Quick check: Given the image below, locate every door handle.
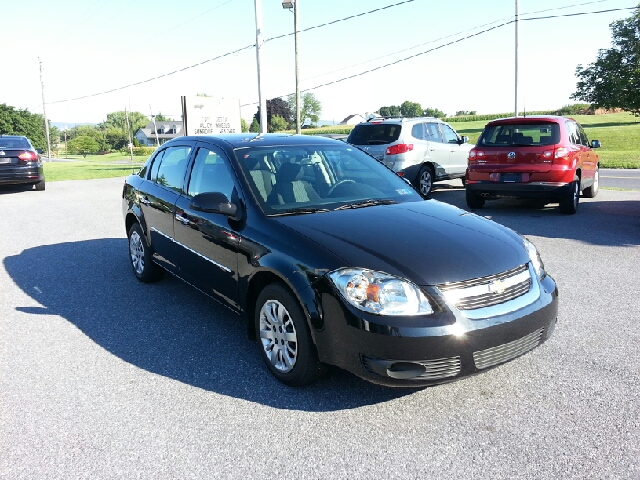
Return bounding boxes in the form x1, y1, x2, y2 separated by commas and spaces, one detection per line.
139, 196, 150, 205
175, 213, 191, 225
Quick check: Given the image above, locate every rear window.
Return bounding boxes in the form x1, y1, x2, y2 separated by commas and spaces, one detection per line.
0, 137, 31, 149
479, 123, 560, 146
347, 124, 402, 145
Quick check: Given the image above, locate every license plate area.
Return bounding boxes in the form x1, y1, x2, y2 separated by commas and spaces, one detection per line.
0, 158, 11, 165
501, 173, 521, 183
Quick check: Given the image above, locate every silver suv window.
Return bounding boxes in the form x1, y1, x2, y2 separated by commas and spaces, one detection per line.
347, 123, 402, 145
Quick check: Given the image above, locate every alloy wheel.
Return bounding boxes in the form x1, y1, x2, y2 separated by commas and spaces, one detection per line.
259, 299, 298, 373
129, 230, 145, 275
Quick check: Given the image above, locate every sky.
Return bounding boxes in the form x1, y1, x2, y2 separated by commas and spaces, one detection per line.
4, 0, 638, 126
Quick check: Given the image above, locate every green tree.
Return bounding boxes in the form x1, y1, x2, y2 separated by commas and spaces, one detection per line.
253, 97, 294, 131
269, 115, 289, 132
67, 135, 100, 157
98, 111, 148, 134
241, 118, 249, 133
286, 92, 322, 127
0, 104, 48, 151
378, 105, 401, 117
400, 101, 423, 117
249, 118, 260, 133
571, 6, 640, 115
423, 107, 446, 118
154, 113, 172, 122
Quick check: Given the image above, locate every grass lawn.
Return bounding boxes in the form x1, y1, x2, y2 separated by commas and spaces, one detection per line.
43, 161, 143, 181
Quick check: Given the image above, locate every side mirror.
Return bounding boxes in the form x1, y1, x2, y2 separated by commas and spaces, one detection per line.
590, 140, 601, 148
460, 136, 469, 144
190, 192, 239, 219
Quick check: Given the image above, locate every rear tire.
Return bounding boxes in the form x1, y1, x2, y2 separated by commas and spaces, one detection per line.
415, 164, 434, 198
465, 189, 485, 209
34, 179, 45, 191
255, 283, 325, 387
559, 176, 580, 214
582, 166, 599, 198
127, 223, 164, 282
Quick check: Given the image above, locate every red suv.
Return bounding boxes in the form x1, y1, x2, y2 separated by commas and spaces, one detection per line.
465, 116, 600, 214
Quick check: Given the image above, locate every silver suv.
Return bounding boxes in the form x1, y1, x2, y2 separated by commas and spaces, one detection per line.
346, 117, 472, 197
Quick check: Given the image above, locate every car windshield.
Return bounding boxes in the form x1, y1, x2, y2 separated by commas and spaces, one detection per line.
234, 143, 421, 215
0, 137, 31, 149
479, 123, 560, 146
347, 124, 402, 145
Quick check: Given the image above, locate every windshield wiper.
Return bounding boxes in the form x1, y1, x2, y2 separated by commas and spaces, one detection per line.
270, 207, 330, 216
334, 199, 397, 210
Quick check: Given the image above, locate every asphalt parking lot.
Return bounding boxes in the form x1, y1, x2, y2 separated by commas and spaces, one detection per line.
1, 177, 639, 479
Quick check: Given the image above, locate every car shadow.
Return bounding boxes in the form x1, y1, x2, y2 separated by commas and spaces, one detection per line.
431, 188, 640, 246
0, 184, 37, 194
4, 239, 415, 411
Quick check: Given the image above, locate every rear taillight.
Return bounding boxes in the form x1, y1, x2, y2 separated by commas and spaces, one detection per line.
468, 149, 484, 164
18, 151, 38, 162
385, 144, 413, 155
554, 147, 569, 159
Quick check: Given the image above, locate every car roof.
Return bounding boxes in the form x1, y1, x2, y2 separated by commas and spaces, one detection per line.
486, 115, 573, 126
0, 135, 29, 139
164, 133, 347, 149
358, 116, 441, 125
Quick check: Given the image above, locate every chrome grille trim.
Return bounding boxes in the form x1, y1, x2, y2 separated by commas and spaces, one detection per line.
438, 264, 531, 311
473, 328, 544, 370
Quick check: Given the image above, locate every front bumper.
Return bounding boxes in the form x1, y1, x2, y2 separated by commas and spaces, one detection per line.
313, 270, 558, 387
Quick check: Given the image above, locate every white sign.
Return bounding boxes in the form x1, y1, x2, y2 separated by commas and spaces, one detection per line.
181, 96, 241, 136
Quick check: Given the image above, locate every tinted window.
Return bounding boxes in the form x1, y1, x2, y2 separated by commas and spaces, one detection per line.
187, 147, 236, 199
479, 123, 560, 146
411, 124, 424, 139
425, 123, 443, 142
154, 145, 192, 192
440, 124, 459, 144
347, 124, 402, 145
566, 122, 581, 145
576, 122, 589, 146
0, 137, 31, 149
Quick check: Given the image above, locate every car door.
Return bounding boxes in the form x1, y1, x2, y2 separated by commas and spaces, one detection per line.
576, 122, 597, 186
173, 143, 242, 310
423, 122, 450, 177
140, 143, 194, 272
439, 123, 468, 176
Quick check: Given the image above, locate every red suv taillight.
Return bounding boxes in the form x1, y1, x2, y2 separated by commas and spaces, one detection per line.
18, 151, 38, 162
468, 149, 484, 164
385, 144, 413, 155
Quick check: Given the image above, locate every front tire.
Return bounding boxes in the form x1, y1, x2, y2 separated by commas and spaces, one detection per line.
582, 166, 599, 198
415, 164, 434, 198
255, 283, 325, 387
465, 189, 485, 209
559, 176, 580, 214
127, 223, 164, 283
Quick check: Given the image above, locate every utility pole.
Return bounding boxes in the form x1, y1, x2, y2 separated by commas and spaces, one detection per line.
124, 107, 134, 162
150, 105, 160, 147
294, 0, 301, 133
514, 0, 519, 117
38, 58, 52, 160
254, 0, 267, 134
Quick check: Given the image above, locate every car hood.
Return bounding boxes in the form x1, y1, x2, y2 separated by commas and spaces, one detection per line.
274, 200, 529, 285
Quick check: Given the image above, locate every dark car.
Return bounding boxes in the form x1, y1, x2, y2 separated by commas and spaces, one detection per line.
0, 135, 45, 191
465, 116, 600, 214
122, 134, 558, 387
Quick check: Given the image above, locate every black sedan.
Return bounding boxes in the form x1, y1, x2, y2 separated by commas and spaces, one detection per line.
122, 134, 558, 387
0, 135, 45, 191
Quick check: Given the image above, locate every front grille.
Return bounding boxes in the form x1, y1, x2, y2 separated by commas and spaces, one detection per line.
361, 355, 461, 380
473, 328, 544, 370
438, 264, 531, 311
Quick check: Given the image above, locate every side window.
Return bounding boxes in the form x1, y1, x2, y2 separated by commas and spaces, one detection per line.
566, 122, 580, 145
149, 149, 166, 181
411, 123, 425, 140
440, 124, 460, 144
154, 145, 192, 192
187, 146, 236, 199
425, 123, 443, 143
577, 123, 589, 146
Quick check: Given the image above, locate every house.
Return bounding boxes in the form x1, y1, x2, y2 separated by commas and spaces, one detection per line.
339, 114, 365, 125
134, 121, 183, 146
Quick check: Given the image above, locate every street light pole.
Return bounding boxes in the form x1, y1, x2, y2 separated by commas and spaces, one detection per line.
38, 58, 52, 160
514, 0, 519, 117
254, 0, 267, 134
283, 0, 301, 133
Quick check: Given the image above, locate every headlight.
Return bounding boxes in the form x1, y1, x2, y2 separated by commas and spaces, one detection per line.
327, 268, 434, 316
523, 238, 545, 278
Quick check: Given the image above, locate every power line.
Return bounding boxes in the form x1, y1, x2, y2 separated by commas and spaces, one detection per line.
47, 0, 422, 105
241, 5, 638, 107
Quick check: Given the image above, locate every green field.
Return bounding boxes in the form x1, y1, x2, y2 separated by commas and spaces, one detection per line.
44, 113, 640, 181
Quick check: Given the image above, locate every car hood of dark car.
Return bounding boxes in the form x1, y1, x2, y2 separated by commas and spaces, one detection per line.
274, 200, 529, 285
